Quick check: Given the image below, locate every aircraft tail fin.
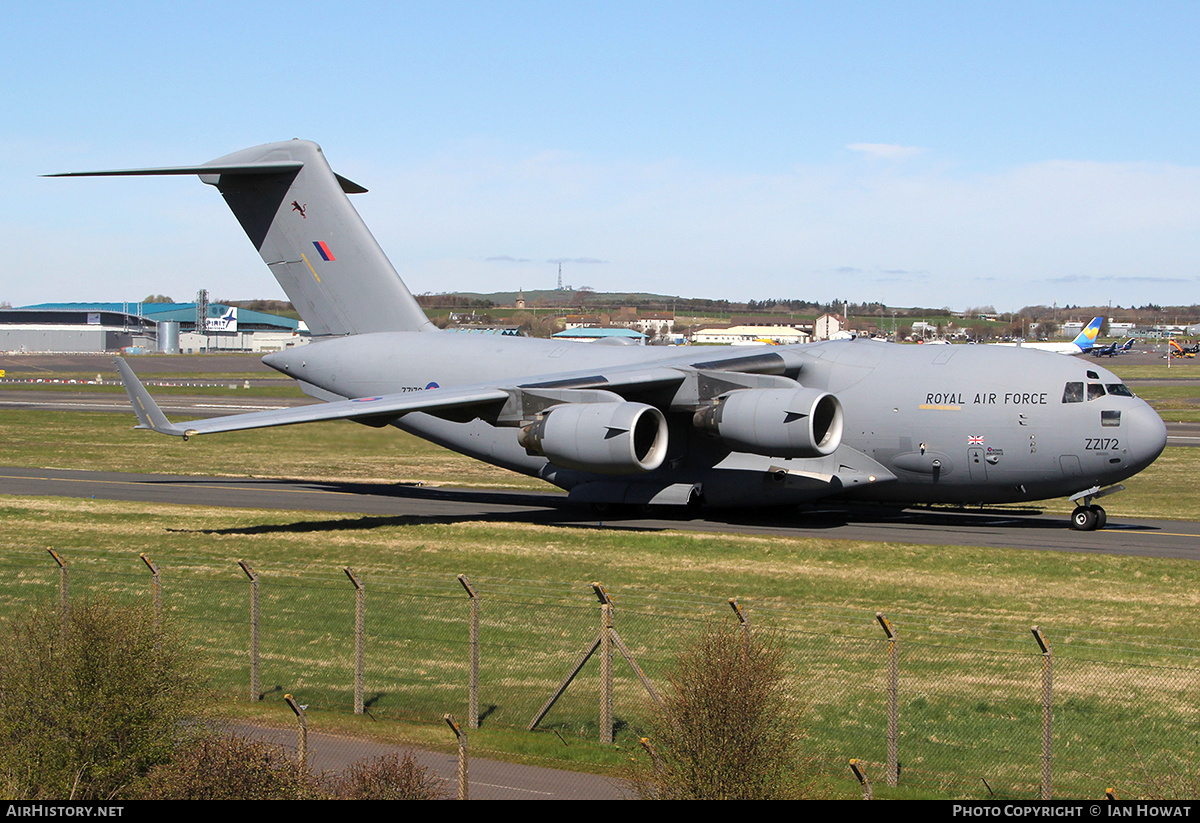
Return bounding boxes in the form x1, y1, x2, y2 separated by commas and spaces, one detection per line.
1071, 316, 1104, 351
50, 140, 435, 337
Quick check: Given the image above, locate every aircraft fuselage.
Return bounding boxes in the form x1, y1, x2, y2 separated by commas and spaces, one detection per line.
264, 334, 1166, 509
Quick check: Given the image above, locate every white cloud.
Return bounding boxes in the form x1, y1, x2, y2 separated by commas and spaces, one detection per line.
846, 143, 924, 160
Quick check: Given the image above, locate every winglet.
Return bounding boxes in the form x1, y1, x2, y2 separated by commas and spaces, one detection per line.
113, 358, 190, 437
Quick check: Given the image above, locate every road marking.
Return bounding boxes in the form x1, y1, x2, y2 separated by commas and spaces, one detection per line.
192, 404, 288, 410
470, 781, 554, 796
0, 400, 289, 411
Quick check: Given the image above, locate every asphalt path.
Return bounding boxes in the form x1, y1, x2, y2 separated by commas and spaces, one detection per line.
2, 464, 1198, 560
232, 723, 628, 800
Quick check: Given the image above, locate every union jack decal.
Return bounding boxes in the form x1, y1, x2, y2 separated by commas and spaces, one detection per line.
968, 435, 984, 445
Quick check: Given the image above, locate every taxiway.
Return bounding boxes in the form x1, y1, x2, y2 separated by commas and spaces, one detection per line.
1, 465, 1197, 560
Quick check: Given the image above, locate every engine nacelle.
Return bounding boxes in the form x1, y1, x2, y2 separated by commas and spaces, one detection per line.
693, 387, 843, 458
518, 402, 669, 475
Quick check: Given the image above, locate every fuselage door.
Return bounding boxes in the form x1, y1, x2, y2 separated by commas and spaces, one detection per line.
967, 447, 987, 482
1059, 454, 1083, 478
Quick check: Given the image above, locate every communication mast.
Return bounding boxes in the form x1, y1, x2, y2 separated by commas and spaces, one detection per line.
195, 289, 209, 351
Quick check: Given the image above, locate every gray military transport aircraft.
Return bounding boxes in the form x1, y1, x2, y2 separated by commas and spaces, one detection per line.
52, 140, 1167, 531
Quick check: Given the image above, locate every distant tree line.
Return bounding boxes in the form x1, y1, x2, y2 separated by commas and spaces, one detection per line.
416, 294, 496, 309
219, 299, 296, 314
209, 292, 1200, 332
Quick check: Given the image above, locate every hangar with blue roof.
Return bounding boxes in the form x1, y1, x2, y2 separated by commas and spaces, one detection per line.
0, 302, 308, 353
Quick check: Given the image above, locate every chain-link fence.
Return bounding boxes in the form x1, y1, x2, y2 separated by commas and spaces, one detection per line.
3, 546, 1198, 799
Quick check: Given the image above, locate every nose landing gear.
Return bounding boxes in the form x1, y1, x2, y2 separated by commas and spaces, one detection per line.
1067, 484, 1123, 531
1070, 504, 1106, 531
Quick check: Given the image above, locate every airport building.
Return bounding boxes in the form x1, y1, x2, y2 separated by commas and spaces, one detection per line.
0, 302, 308, 354
690, 324, 811, 345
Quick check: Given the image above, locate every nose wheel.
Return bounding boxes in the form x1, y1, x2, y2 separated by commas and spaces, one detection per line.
1067, 485, 1122, 531
1070, 504, 1107, 531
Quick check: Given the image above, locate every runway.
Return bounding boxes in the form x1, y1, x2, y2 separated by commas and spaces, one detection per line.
0, 388, 313, 416
2, 465, 1198, 560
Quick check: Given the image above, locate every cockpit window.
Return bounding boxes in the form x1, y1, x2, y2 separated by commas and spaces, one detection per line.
1087, 383, 1106, 401
1106, 383, 1134, 397
1062, 382, 1084, 403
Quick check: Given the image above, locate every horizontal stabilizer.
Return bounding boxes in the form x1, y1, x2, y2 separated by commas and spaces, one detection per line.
45, 162, 303, 178
47, 163, 367, 194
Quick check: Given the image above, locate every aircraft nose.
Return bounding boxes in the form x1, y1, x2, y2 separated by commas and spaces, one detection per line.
1124, 401, 1168, 473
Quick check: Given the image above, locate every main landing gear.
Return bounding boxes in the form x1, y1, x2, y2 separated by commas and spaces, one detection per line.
1067, 484, 1123, 531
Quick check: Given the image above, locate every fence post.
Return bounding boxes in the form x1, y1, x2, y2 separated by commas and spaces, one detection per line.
140, 553, 162, 634
445, 714, 468, 800
639, 737, 660, 770
458, 575, 480, 729
597, 583, 614, 744
344, 567, 365, 715
728, 597, 750, 652
47, 549, 68, 631
1031, 625, 1053, 800
849, 759, 873, 800
285, 694, 307, 775
527, 581, 659, 739
877, 612, 899, 787
238, 560, 260, 701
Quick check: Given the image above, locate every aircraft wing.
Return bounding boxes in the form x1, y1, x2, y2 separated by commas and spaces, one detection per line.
114, 357, 692, 438
114, 357, 511, 437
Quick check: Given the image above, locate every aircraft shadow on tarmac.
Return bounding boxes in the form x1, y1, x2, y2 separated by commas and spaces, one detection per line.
147, 475, 1162, 536
168, 512, 578, 537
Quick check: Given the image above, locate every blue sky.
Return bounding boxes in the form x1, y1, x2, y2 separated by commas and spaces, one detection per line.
4, 1, 1199, 313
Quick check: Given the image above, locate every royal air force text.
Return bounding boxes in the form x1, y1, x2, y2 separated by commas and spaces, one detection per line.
926, 392, 1049, 406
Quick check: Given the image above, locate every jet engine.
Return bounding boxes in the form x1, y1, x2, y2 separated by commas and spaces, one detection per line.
518, 402, 669, 474
693, 387, 844, 458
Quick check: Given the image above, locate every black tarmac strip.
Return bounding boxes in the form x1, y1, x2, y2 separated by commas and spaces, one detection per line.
1, 465, 1199, 560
